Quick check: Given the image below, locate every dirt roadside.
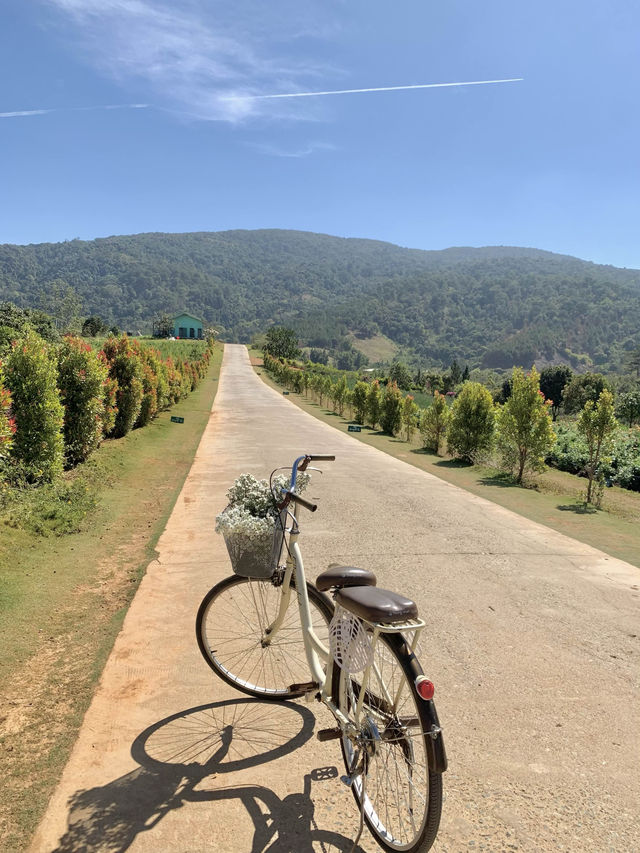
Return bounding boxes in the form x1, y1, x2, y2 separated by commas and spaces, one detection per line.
30, 344, 640, 852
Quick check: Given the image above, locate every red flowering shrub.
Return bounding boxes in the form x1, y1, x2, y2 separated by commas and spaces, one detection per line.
135, 358, 159, 428
102, 375, 118, 437
57, 335, 108, 466
5, 330, 64, 482
0, 361, 16, 466
101, 336, 144, 438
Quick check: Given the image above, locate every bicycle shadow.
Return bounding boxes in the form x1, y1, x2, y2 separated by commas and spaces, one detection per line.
51, 698, 366, 853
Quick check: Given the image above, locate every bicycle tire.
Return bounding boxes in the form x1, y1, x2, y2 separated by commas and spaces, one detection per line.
196, 575, 334, 700
332, 631, 443, 853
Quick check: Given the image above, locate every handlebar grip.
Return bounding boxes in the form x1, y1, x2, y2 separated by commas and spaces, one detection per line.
286, 491, 318, 512
309, 455, 335, 461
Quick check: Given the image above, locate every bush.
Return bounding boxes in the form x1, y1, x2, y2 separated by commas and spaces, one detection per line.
420, 391, 451, 454
135, 356, 159, 428
562, 373, 611, 415
57, 335, 108, 466
101, 375, 118, 437
1, 477, 97, 536
352, 381, 369, 425
101, 336, 144, 438
366, 380, 382, 429
380, 381, 403, 435
447, 382, 495, 462
0, 361, 16, 467
5, 330, 64, 482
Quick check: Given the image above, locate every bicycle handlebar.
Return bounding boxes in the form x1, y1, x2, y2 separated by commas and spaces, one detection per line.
277, 453, 334, 512
283, 491, 318, 513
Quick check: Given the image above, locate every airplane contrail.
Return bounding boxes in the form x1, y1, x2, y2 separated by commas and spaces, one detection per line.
0, 104, 149, 119
233, 77, 523, 100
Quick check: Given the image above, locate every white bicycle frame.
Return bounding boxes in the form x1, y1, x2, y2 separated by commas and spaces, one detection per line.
264, 498, 425, 729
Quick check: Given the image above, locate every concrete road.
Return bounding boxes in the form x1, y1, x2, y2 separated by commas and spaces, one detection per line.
31, 344, 640, 853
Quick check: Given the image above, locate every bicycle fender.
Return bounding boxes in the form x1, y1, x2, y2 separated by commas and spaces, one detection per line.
403, 642, 448, 773
422, 699, 448, 773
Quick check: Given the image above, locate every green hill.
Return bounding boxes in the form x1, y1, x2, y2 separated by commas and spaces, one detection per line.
1, 229, 639, 370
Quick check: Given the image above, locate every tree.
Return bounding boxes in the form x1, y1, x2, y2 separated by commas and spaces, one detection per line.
539, 365, 573, 421
495, 367, 555, 483
152, 312, 174, 338
5, 329, 64, 482
562, 372, 611, 415
401, 394, 420, 441
380, 381, 403, 435
309, 348, 329, 365
419, 391, 451, 455
330, 375, 348, 415
263, 327, 301, 360
626, 347, 640, 377
366, 380, 382, 429
82, 315, 109, 337
352, 381, 369, 424
496, 377, 512, 405
39, 279, 82, 333
447, 382, 495, 462
577, 389, 617, 504
449, 359, 462, 386
0, 302, 59, 351
615, 390, 640, 428
388, 362, 412, 391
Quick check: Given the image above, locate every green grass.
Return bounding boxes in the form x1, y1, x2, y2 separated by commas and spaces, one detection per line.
89, 336, 210, 361
0, 343, 222, 853
350, 333, 398, 363
256, 367, 640, 570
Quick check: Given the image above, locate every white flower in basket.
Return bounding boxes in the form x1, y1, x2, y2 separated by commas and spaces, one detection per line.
215, 472, 310, 578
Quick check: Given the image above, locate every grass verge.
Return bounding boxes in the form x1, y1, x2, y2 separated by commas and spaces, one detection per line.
253, 355, 640, 570
0, 343, 223, 852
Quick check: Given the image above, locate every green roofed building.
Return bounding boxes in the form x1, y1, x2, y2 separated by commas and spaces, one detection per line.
173, 313, 203, 339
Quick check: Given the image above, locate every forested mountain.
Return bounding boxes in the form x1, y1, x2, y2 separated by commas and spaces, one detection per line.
1, 229, 639, 370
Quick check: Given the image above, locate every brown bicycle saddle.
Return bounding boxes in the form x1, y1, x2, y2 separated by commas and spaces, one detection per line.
315, 565, 377, 592
336, 586, 418, 624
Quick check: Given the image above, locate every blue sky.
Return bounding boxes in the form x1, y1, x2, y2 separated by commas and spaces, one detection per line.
1, 1, 639, 267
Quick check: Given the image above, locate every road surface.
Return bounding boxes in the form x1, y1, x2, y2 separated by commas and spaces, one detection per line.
30, 344, 640, 852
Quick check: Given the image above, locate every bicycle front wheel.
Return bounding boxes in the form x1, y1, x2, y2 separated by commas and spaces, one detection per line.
196, 575, 333, 699
332, 632, 443, 853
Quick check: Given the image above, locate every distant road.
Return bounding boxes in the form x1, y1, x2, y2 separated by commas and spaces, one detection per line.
31, 344, 640, 853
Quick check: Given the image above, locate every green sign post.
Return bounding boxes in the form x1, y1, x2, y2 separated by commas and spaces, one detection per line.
171, 416, 185, 424
348, 424, 361, 433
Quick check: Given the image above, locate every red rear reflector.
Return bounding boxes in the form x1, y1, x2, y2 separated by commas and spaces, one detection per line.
415, 677, 435, 701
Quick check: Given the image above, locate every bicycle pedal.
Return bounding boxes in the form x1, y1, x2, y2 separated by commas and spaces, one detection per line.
288, 680, 319, 693
316, 727, 342, 742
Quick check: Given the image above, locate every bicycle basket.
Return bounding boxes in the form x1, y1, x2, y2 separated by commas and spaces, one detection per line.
329, 606, 374, 674
222, 520, 284, 579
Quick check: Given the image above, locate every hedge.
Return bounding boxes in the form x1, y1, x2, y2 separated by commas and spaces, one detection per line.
5, 330, 64, 482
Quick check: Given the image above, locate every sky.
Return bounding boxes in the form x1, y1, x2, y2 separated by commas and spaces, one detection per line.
1, 1, 639, 268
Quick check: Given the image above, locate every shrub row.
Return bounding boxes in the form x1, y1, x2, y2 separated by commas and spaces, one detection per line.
1, 332, 213, 483
547, 422, 640, 492
264, 353, 639, 496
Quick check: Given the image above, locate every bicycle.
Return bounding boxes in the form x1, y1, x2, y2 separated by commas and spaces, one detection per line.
196, 453, 447, 853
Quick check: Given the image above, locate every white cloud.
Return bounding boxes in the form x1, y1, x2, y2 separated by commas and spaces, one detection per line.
45, 0, 339, 122
0, 109, 53, 118
246, 141, 337, 158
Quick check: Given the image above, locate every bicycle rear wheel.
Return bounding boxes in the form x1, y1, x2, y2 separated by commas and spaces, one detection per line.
332, 632, 443, 853
196, 575, 333, 699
